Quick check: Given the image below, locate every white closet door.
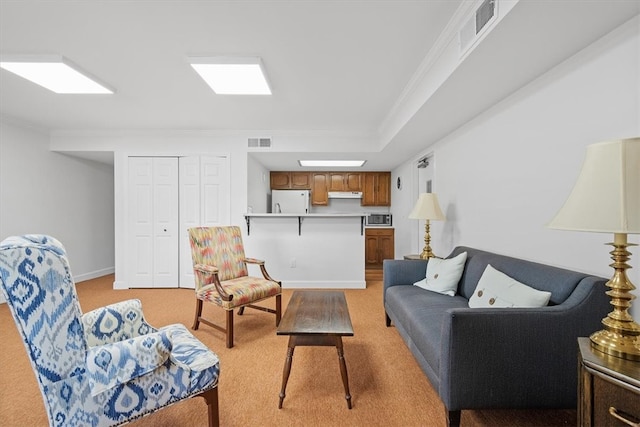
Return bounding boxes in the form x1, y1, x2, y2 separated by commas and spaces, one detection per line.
127, 157, 179, 288
179, 156, 230, 288
179, 157, 202, 289
153, 158, 179, 287
128, 158, 154, 287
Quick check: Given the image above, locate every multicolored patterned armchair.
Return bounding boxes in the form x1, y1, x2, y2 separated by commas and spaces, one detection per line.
188, 226, 282, 348
0, 235, 221, 427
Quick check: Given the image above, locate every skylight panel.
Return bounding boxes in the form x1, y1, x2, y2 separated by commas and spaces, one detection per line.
298, 160, 366, 167
0, 55, 113, 94
189, 56, 272, 95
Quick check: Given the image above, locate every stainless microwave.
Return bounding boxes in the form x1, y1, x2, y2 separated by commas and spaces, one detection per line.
365, 213, 392, 226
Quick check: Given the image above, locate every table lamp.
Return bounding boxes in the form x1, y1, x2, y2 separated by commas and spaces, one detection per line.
548, 137, 640, 361
409, 193, 445, 259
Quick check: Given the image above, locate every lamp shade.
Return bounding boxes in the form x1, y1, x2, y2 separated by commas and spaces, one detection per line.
409, 193, 446, 221
548, 138, 640, 234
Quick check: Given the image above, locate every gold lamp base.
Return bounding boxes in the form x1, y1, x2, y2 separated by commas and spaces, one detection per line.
419, 220, 436, 260
590, 233, 640, 361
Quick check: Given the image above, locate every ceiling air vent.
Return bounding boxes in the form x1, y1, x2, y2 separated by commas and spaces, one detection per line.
248, 137, 272, 148
459, 0, 497, 56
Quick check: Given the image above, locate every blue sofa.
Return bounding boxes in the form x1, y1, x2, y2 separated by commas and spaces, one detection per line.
383, 246, 609, 427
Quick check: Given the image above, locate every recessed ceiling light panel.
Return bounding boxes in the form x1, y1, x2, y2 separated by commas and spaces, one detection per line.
189, 56, 272, 95
0, 54, 114, 94
298, 160, 366, 167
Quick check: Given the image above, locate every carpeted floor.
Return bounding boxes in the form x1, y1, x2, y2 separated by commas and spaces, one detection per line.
0, 273, 575, 426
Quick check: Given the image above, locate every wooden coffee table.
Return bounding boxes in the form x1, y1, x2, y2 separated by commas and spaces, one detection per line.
276, 290, 354, 409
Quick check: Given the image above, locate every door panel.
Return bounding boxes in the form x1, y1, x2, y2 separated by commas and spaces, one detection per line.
152, 158, 179, 288
128, 158, 154, 287
127, 157, 178, 288
179, 156, 230, 288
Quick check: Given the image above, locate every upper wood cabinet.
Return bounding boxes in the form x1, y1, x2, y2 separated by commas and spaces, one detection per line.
270, 172, 311, 189
290, 172, 311, 189
362, 172, 391, 206
270, 172, 290, 189
329, 172, 361, 192
271, 170, 390, 206
311, 173, 328, 205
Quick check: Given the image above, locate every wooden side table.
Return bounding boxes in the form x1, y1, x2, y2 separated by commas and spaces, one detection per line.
578, 337, 640, 426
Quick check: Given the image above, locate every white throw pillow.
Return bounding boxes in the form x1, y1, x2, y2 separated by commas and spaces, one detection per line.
468, 264, 552, 308
413, 251, 467, 296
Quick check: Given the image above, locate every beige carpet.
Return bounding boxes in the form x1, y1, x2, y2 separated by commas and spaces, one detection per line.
0, 274, 574, 426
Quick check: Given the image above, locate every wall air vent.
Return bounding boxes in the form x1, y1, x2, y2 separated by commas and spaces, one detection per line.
248, 137, 272, 148
459, 0, 497, 57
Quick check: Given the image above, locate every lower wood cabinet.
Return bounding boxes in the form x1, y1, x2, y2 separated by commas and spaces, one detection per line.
365, 228, 394, 267
578, 337, 640, 426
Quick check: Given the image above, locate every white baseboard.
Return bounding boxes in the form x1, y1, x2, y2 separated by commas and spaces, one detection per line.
113, 280, 128, 290
74, 267, 115, 283
281, 280, 366, 289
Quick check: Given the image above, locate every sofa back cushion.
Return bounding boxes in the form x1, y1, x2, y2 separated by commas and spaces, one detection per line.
448, 246, 591, 304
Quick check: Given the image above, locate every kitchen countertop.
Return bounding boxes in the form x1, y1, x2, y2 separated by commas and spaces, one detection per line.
244, 213, 366, 217
243, 213, 367, 235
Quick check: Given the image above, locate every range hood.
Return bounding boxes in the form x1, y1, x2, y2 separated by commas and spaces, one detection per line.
328, 191, 363, 199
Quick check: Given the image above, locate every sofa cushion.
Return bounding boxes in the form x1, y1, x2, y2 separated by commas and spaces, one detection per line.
385, 285, 468, 373
413, 252, 467, 296
468, 264, 552, 308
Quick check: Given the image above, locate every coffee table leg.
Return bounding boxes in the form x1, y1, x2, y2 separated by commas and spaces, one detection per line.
279, 338, 295, 409
336, 337, 352, 409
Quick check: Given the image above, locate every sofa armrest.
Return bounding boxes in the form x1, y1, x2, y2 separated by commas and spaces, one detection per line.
439, 277, 608, 411
383, 259, 428, 302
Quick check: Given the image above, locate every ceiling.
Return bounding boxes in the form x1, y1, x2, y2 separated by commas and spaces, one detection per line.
1, 1, 639, 170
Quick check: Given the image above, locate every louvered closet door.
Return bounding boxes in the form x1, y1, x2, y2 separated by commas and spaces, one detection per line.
127, 157, 179, 288
179, 156, 230, 288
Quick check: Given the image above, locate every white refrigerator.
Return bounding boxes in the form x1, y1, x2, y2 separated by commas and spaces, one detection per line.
271, 190, 310, 214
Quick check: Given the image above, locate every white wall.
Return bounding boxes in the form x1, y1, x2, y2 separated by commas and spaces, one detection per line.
391, 160, 418, 258
247, 154, 270, 213
393, 16, 640, 320
0, 120, 115, 292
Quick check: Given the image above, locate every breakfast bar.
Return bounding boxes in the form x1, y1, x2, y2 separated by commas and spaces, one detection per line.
242, 214, 366, 289
243, 213, 366, 235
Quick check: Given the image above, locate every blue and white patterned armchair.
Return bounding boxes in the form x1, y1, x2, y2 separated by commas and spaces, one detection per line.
0, 235, 221, 427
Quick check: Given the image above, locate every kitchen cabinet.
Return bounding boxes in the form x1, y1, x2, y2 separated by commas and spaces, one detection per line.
272, 171, 390, 206
578, 338, 640, 426
329, 172, 362, 192
365, 228, 394, 267
311, 173, 328, 205
270, 172, 311, 189
291, 172, 311, 188
362, 172, 391, 206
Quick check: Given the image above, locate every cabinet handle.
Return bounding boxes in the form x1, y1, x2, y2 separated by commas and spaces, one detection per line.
609, 407, 640, 427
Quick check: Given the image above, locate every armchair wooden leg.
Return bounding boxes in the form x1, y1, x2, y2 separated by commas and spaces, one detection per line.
226, 310, 234, 348
385, 312, 391, 327
275, 294, 282, 326
238, 306, 245, 315
193, 299, 203, 330
199, 387, 219, 427
446, 409, 461, 427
